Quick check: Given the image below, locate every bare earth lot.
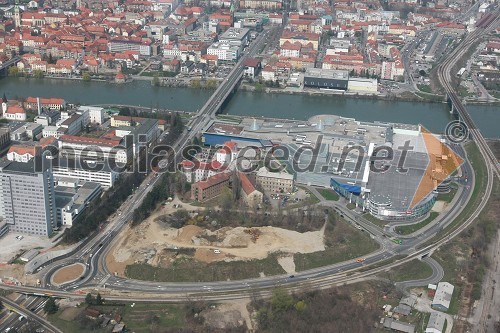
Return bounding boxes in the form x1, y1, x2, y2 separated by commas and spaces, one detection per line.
107, 212, 326, 277
52, 263, 85, 285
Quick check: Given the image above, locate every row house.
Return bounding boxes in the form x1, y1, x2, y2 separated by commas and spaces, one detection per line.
239, 0, 282, 10
181, 159, 225, 183
25, 97, 66, 110
47, 62, 74, 75
125, 0, 154, 12
279, 31, 320, 50
83, 56, 99, 73
19, 35, 48, 51
381, 46, 404, 80
280, 40, 303, 57
279, 57, 316, 70
388, 24, 417, 37
162, 59, 180, 72
21, 12, 46, 27
115, 52, 138, 68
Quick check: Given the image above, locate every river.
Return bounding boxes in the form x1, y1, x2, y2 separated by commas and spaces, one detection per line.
1, 78, 498, 138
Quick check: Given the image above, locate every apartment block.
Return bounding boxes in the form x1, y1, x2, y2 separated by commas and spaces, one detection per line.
0, 160, 57, 236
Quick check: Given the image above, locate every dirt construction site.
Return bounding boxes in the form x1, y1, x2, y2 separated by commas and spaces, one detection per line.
106, 204, 326, 277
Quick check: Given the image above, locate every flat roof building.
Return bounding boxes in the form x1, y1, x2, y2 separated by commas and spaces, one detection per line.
0, 160, 57, 237
51, 158, 120, 189
303, 68, 349, 90
256, 167, 294, 194
55, 179, 102, 227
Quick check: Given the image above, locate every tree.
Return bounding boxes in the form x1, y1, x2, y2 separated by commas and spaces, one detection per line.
8, 66, 19, 77
205, 79, 217, 89
82, 72, 91, 82
152, 74, 160, 86
419, 69, 427, 77
95, 293, 103, 305
271, 287, 294, 312
85, 293, 94, 305
44, 297, 58, 314
33, 69, 44, 79
190, 79, 201, 89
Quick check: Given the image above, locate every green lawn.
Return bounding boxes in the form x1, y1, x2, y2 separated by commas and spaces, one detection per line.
317, 188, 340, 201
346, 203, 356, 210
362, 213, 387, 229
441, 142, 486, 233
294, 220, 379, 271
125, 254, 286, 282
382, 259, 434, 282
417, 84, 433, 93
395, 212, 439, 235
437, 187, 457, 203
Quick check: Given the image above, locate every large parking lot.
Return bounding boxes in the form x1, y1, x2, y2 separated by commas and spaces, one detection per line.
0, 233, 54, 263
266, 188, 310, 209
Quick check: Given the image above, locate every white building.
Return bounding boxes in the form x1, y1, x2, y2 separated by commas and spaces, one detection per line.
431, 282, 454, 312
256, 167, 294, 193
78, 106, 105, 125
52, 159, 120, 189
348, 78, 378, 93
425, 312, 446, 333
54, 180, 102, 227
207, 42, 240, 61
58, 135, 129, 165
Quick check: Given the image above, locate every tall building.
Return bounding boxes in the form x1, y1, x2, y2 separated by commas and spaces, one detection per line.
0, 160, 57, 236
14, 0, 21, 28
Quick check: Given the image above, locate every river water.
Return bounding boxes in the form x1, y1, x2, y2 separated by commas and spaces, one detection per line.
1, 78, 498, 138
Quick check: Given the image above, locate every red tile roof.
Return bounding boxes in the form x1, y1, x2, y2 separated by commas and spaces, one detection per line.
60, 135, 122, 147
195, 172, 231, 190
239, 172, 256, 195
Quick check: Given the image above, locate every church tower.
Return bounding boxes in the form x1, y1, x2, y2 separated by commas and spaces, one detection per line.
2, 93, 8, 117
14, 0, 21, 28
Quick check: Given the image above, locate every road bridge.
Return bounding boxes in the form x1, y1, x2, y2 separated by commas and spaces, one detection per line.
0, 56, 21, 75
438, 10, 500, 178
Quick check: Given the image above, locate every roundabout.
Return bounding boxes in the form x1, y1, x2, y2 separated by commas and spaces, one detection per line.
51, 263, 86, 286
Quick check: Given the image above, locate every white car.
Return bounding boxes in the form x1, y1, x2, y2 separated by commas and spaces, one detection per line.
213, 249, 221, 254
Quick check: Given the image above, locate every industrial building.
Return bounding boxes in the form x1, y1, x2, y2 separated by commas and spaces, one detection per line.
425, 312, 447, 333
303, 68, 349, 90
431, 282, 454, 312
347, 77, 378, 93
199, 115, 459, 221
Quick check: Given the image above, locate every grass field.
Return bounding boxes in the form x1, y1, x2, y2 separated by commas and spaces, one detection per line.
437, 187, 457, 203
294, 220, 379, 271
382, 259, 434, 282
317, 188, 340, 201
49, 303, 187, 333
125, 254, 286, 282
417, 84, 433, 93
362, 213, 387, 229
395, 212, 439, 235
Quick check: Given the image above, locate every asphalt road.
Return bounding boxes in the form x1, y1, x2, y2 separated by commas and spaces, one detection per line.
7, 13, 495, 312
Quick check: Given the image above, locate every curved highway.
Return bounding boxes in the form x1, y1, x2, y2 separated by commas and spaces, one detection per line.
12, 18, 498, 304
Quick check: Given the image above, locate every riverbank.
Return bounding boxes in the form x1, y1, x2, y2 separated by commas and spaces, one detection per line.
239, 83, 448, 104
0, 77, 498, 138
